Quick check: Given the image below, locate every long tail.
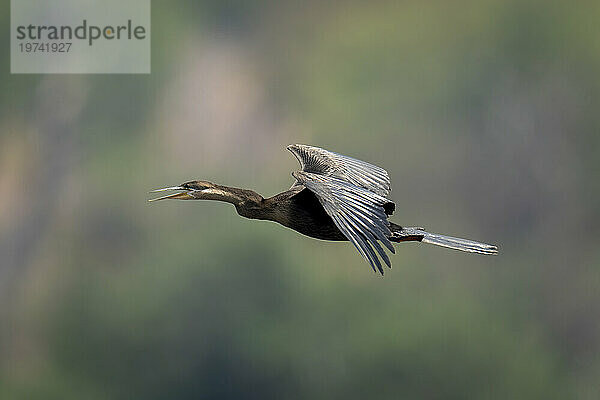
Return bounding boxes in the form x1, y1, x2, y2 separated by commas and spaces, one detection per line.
388, 224, 498, 255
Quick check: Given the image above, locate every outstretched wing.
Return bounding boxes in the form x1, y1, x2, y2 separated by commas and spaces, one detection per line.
287, 144, 391, 197
292, 170, 395, 274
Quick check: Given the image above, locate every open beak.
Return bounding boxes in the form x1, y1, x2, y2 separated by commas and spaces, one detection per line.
148, 186, 195, 202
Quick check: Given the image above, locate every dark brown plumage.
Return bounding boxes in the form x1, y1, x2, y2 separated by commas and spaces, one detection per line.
150, 144, 497, 274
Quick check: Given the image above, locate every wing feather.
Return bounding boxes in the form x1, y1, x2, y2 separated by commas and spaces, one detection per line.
338, 208, 391, 268
288, 144, 391, 197
293, 171, 394, 273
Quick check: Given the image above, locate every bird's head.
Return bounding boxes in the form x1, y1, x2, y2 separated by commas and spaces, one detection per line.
149, 180, 216, 202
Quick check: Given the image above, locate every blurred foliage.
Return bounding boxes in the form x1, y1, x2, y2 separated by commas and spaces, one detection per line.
1, 0, 599, 399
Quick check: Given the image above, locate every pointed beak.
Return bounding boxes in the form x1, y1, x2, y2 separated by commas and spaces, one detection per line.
148, 186, 194, 202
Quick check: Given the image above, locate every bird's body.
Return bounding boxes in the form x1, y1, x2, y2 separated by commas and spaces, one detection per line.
150, 144, 497, 274
245, 186, 349, 241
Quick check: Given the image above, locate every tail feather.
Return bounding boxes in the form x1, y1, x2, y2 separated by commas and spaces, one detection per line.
389, 225, 498, 255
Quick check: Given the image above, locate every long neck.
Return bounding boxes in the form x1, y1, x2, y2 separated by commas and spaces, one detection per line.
193, 184, 263, 206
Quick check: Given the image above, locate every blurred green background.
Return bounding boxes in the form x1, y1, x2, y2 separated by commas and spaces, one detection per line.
1, 0, 599, 398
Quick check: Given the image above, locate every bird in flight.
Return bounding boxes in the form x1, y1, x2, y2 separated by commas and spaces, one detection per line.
150, 144, 497, 274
